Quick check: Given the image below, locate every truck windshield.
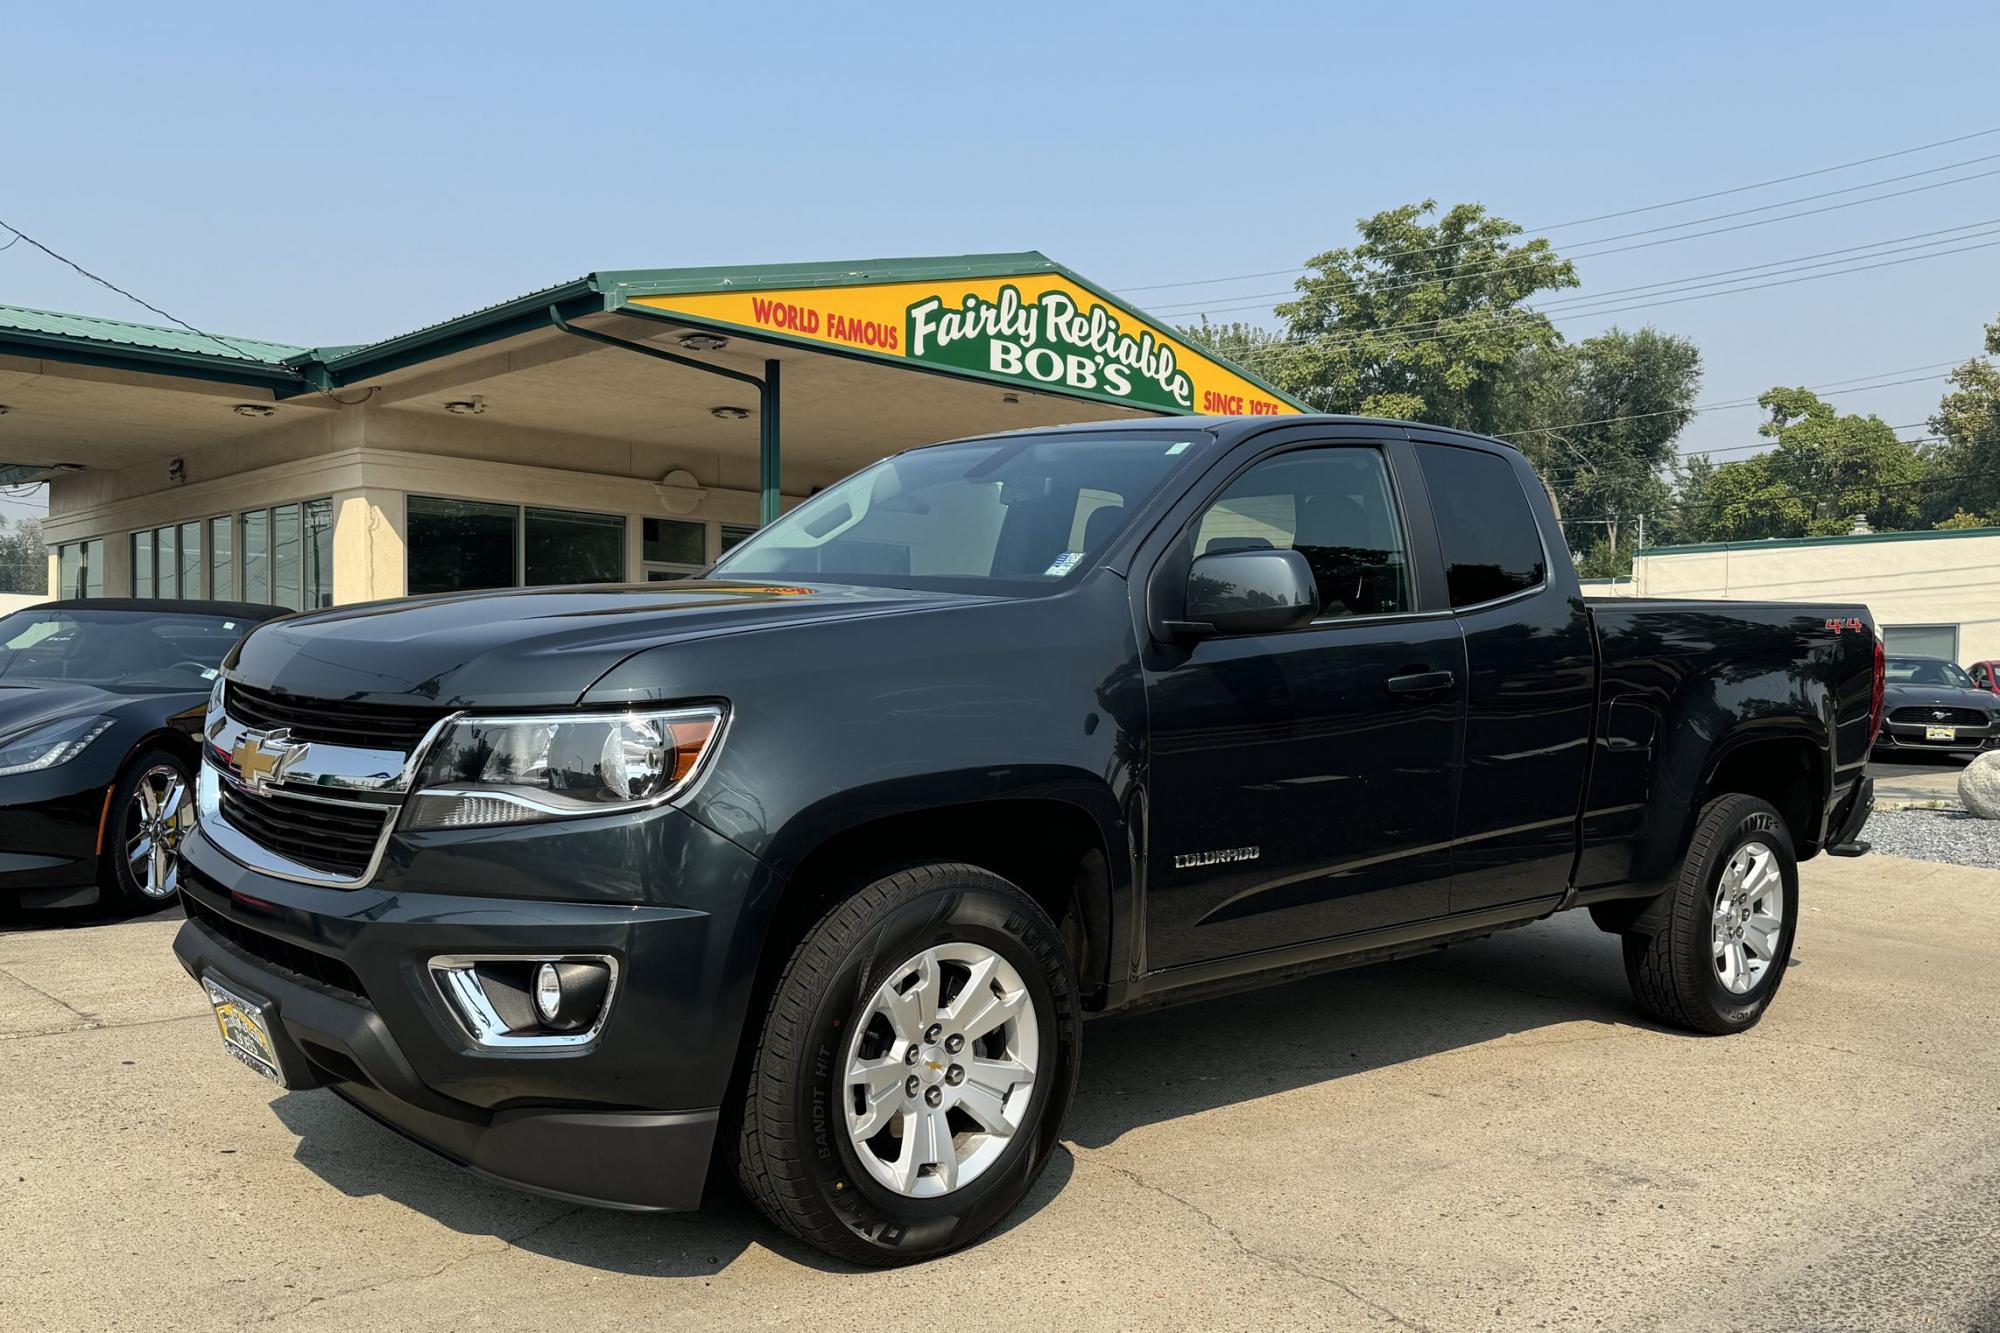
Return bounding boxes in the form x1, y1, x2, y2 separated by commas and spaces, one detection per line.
713, 431, 1205, 593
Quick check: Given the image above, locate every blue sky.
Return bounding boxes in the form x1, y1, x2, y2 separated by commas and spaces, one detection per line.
4, 0, 1998, 524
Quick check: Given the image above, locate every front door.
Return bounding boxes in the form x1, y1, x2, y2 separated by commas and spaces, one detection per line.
1141, 441, 1466, 973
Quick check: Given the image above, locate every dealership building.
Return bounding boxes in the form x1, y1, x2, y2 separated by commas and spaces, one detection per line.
0, 252, 1302, 607
1586, 525, 2000, 665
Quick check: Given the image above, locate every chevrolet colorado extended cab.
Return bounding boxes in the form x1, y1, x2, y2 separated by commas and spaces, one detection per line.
173, 416, 1880, 1264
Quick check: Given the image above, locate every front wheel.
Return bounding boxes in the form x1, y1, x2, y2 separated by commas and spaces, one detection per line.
98, 748, 194, 912
1623, 793, 1799, 1034
731, 862, 1080, 1265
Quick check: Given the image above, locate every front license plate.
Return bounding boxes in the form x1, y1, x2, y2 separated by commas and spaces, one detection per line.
203, 977, 286, 1087
1926, 726, 1958, 740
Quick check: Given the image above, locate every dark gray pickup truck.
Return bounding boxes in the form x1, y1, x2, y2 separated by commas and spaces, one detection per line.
173, 415, 1880, 1264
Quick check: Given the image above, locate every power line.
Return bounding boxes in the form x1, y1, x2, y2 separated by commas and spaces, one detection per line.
1154, 213, 2000, 320
1118, 123, 2000, 294
1222, 234, 2000, 368
0, 217, 277, 365
1174, 163, 2000, 332
1183, 221, 2000, 356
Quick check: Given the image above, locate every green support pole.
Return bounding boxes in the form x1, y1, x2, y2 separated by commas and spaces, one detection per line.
759, 358, 782, 526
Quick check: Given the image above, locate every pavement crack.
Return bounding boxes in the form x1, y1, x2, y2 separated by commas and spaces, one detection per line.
256, 1206, 583, 1324
0, 963, 98, 1023
1083, 1155, 1432, 1331
0, 1012, 206, 1042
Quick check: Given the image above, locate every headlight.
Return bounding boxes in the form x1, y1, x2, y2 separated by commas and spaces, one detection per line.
0, 715, 116, 777
402, 705, 724, 830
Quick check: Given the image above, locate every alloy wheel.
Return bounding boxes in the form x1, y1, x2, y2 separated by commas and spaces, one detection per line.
842, 942, 1040, 1198
1712, 839, 1785, 995
127, 764, 190, 899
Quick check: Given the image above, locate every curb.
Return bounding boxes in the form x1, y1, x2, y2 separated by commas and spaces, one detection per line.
1874, 798, 1962, 813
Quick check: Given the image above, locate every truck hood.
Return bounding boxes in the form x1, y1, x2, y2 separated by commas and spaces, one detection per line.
228, 581, 988, 710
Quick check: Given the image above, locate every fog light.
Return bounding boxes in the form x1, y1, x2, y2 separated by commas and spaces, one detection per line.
534, 963, 563, 1023
428, 955, 617, 1049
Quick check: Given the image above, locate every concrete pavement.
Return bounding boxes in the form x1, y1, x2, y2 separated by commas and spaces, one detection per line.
2, 854, 1996, 1332
1869, 755, 1984, 811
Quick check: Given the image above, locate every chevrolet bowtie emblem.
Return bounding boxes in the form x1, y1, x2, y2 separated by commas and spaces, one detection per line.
229, 729, 305, 794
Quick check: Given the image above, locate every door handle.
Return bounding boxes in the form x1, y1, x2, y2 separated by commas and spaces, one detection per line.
1386, 669, 1456, 694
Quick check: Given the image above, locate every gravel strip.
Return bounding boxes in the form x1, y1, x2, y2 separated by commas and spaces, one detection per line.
1859, 808, 2000, 869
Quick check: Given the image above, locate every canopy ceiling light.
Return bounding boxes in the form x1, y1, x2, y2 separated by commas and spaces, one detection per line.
232, 404, 275, 419
678, 333, 729, 351
444, 397, 486, 416
710, 406, 751, 421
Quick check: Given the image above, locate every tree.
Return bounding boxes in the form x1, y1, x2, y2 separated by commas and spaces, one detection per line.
1176, 317, 1285, 367
1264, 201, 1578, 432
0, 517, 44, 595
1675, 388, 1934, 541
1505, 326, 1702, 556
1928, 314, 2000, 523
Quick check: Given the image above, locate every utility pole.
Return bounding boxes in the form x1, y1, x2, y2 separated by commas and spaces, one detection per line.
1636, 512, 1646, 550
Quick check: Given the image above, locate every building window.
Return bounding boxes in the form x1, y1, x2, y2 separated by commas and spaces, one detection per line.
242, 510, 269, 603
210, 516, 234, 601
720, 523, 758, 554
407, 496, 521, 594
304, 498, 334, 608
642, 516, 709, 581
1883, 624, 1960, 660
133, 531, 154, 599
56, 539, 104, 599
409, 497, 629, 594
131, 500, 330, 608
526, 507, 625, 585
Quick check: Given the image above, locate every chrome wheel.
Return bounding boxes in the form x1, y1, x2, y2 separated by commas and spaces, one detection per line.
842, 942, 1039, 1198
126, 764, 190, 899
1712, 839, 1784, 995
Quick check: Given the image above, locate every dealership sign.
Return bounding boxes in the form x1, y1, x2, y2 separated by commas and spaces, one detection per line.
628, 273, 1298, 416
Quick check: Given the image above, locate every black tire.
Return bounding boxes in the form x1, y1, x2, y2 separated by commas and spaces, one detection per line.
731, 862, 1081, 1266
1623, 793, 1799, 1034
97, 747, 193, 913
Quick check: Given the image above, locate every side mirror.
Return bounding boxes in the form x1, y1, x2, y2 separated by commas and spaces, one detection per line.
1173, 548, 1319, 638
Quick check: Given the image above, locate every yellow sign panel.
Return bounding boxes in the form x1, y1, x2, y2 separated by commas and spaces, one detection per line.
630, 275, 1299, 417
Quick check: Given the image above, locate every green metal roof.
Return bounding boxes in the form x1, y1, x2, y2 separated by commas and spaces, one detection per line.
1638, 524, 2000, 558
0, 251, 1307, 412
0, 302, 305, 364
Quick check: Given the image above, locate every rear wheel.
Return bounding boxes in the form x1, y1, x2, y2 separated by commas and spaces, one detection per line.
98, 748, 193, 912
731, 862, 1080, 1265
1623, 793, 1798, 1034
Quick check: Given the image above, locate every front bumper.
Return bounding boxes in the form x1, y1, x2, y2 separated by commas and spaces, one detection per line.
173, 809, 776, 1211
1874, 717, 1999, 754
0, 778, 112, 908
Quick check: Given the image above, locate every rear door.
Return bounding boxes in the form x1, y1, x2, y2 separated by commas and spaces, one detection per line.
1138, 429, 1467, 972
1407, 438, 1597, 916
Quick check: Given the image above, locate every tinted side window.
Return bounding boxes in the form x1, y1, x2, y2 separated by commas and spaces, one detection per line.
1415, 444, 1547, 608
1190, 447, 1412, 619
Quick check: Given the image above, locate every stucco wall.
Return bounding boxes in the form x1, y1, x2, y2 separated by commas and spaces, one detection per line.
40, 404, 815, 603
1631, 529, 2000, 664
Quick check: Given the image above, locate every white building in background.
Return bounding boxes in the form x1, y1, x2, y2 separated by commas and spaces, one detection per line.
1583, 526, 2000, 665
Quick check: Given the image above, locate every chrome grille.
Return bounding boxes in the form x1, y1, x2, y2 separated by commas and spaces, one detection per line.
215, 784, 393, 878
1890, 705, 1988, 727
226, 681, 445, 751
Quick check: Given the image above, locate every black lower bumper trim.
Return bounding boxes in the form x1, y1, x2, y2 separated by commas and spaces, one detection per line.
173, 916, 718, 1212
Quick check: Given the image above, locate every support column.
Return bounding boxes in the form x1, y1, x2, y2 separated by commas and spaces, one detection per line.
759, 357, 782, 526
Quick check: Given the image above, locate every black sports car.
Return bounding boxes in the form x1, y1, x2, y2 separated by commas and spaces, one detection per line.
1873, 654, 2000, 761
0, 598, 284, 912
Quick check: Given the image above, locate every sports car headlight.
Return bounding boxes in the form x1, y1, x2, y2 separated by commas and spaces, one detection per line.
0, 714, 116, 777
402, 706, 724, 830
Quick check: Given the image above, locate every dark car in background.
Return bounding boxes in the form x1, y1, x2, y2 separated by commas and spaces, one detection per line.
1874, 655, 1999, 761
0, 599, 284, 912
